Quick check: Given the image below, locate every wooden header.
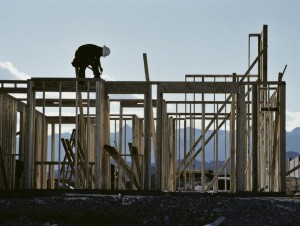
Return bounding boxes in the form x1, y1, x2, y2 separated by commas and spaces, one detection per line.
158, 82, 240, 94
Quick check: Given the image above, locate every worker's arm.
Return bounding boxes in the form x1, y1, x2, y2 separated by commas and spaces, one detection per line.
98, 59, 103, 73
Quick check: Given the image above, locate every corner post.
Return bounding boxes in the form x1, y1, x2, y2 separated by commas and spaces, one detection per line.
25, 80, 35, 189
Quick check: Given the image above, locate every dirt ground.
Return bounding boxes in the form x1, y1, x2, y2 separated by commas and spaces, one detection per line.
0, 190, 300, 226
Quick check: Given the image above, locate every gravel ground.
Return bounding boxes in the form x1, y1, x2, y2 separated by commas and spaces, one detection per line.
0, 191, 300, 226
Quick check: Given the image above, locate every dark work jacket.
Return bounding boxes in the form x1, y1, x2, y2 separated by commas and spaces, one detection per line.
73, 44, 103, 67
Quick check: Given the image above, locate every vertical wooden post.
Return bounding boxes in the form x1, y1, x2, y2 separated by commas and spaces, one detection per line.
86, 82, 91, 189
156, 85, 162, 190
184, 119, 187, 191
143, 53, 153, 190
25, 80, 35, 189
262, 25, 268, 82
230, 74, 236, 192
236, 85, 246, 192
101, 94, 110, 189
167, 117, 175, 191
214, 104, 219, 191
279, 83, 286, 192
50, 123, 55, 189
95, 80, 102, 189
118, 104, 123, 190
144, 83, 152, 190
201, 99, 206, 193
162, 101, 167, 191
139, 118, 144, 171
58, 82, 62, 189
252, 84, 258, 191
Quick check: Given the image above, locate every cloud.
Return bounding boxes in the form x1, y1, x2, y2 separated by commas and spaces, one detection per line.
286, 110, 300, 132
0, 61, 31, 80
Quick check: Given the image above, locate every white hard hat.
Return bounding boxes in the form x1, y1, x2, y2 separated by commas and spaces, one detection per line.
102, 45, 110, 57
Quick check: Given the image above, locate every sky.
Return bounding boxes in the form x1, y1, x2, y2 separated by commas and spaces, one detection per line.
0, 0, 300, 131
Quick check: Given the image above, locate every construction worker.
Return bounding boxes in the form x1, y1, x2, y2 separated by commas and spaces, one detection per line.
72, 44, 110, 79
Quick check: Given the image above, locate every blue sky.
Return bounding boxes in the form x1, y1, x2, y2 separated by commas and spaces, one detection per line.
0, 0, 300, 131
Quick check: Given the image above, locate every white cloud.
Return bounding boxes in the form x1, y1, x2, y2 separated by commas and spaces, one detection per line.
286, 110, 300, 132
0, 61, 30, 80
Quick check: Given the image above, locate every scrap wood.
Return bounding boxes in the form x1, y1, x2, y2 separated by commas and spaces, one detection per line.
104, 144, 140, 189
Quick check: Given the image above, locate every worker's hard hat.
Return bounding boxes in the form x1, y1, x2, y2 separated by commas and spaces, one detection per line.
102, 45, 110, 57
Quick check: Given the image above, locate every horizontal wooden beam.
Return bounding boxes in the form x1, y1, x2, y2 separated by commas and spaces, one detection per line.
46, 116, 77, 124
158, 82, 240, 94
105, 82, 149, 94
0, 88, 27, 93
185, 74, 258, 78
35, 99, 96, 107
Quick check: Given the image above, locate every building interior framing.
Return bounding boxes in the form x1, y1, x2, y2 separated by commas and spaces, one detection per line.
0, 25, 290, 193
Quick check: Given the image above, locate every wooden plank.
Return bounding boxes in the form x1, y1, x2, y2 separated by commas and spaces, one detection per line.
50, 124, 55, 189
279, 83, 286, 192
0, 146, 9, 190
236, 85, 246, 192
159, 82, 239, 94
167, 118, 175, 191
35, 99, 96, 107
262, 25, 268, 82
183, 119, 187, 191
132, 116, 143, 178
105, 82, 149, 94
0, 88, 27, 93
77, 91, 87, 164
128, 143, 141, 188
101, 95, 111, 189
142, 54, 157, 185
104, 144, 140, 189
270, 73, 282, 191
156, 86, 163, 190
230, 75, 236, 193
60, 139, 76, 178
118, 103, 123, 190
143, 53, 150, 82
252, 84, 258, 191
144, 83, 152, 190
162, 101, 167, 191
94, 81, 102, 189
24, 80, 34, 189
201, 95, 206, 192
151, 111, 157, 162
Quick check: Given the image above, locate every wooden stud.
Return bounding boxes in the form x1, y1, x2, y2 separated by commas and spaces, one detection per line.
236, 85, 246, 192
279, 83, 286, 192
156, 85, 162, 190
25, 80, 34, 189
230, 74, 236, 193
94, 80, 102, 189
144, 84, 152, 190
252, 84, 258, 191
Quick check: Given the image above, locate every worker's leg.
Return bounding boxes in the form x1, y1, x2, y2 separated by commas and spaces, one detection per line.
91, 63, 101, 78
77, 66, 86, 85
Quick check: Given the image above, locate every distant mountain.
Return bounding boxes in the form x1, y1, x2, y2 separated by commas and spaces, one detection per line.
286, 128, 300, 153
108, 125, 300, 162
286, 151, 300, 160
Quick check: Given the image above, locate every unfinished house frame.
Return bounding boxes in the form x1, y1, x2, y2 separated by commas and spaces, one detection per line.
0, 25, 287, 193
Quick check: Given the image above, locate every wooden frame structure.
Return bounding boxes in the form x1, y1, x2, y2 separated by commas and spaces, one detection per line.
0, 25, 287, 192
